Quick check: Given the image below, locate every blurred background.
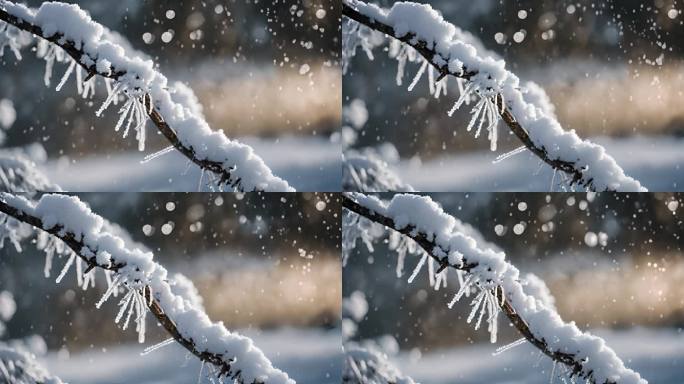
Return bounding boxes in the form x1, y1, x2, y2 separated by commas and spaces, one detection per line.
0, 192, 342, 383
343, 0, 684, 191
0, 0, 342, 191
344, 192, 684, 383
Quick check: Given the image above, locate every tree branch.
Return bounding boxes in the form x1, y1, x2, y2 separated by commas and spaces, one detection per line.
0, 197, 267, 384
0, 2, 280, 192
343, 0, 601, 191
342, 193, 619, 384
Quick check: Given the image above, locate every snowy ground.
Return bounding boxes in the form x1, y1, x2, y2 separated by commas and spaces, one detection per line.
40, 136, 341, 192
393, 328, 684, 384
41, 327, 342, 384
395, 136, 684, 191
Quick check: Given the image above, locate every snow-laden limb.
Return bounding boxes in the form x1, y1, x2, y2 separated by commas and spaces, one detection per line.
0, 1, 293, 192
344, 343, 417, 384
0, 193, 294, 384
0, 343, 63, 384
342, 192, 647, 384
342, 0, 645, 192
0, 149, 59, 193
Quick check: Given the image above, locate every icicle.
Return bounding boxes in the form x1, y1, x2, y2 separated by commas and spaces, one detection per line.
134, 98, 147, 151
122, 292, 136, 330
472, 291, 488, 329
82, 269, 96, 290
115, 98, 134, 132
82, 77, 96, 99
76, 65, 83, 95
395, 49, 407, 86
473, 100, 488, 138
96, 275, 122, 308
466, 289, 486, 323
550, 361, 557, 384
197, 168, 205, 192
407, 59, 428, 92
448, 82, 474, 117
427, 257, 435, 287
141, 338, 175, 356
466, 98, 485, 133
74, 258, 83, 287
96, 82, 122, 117
492, 337, 527, 356
407, 252, 428, 284
428, 64, 435, 95
55, 60, 76, 92
434, 269, 447, 291
115, 290, 134, 323
55, 253, 76, 284
44, 249, 53, 278
449, 274, 473, 308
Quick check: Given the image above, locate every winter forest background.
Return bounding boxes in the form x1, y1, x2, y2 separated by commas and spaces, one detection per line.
0, 192, 342, 383
0, 0, 341, 191
343, 192, 684, 383
343, 0, 684, 191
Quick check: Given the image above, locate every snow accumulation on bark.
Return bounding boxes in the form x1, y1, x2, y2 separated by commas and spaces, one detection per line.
342, 0, 646, 192
342, 192, 647, 384
0, 193, 294, 384
0, 0, 293, 192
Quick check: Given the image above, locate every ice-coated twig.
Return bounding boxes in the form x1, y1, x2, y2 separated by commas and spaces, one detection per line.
342, 192, 647, 384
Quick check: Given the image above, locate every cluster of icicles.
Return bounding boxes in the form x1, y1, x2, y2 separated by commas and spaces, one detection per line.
37, 232, 151, 343
1, 21, 151, 152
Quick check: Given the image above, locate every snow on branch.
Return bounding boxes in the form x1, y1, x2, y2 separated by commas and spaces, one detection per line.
0, 193, 294, 384
344, 343, 416, 384
0, 150, 58, 193
0, 0, 293, 192
342, 0, 646, 192
0, 343, 63, 384
342, 192, 647, 384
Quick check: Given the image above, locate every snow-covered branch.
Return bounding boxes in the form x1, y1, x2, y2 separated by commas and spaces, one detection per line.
342, 192, 646, 384
0, 193, 294, 384
344, 343, 416, 384
342, 0, 645, 192
0, 343, 63, 384
0, 0, 293, 192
